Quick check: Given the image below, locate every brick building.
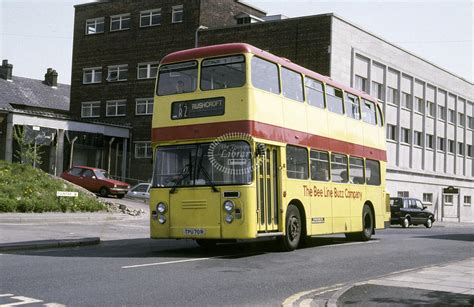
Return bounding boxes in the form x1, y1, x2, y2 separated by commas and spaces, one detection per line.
71, 0, 473, 221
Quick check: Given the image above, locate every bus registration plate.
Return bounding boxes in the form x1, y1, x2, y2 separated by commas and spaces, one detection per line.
183, 228, 205, 236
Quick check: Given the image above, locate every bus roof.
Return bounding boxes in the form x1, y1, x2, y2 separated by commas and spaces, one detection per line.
160, 43, 379, 104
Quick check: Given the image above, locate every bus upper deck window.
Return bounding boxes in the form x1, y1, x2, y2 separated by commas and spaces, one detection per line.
251, 56, 280, 94
281, 67, 304, 102
201, 55, 245, 91
326, 85, 344, 114
157, 61, 198, 96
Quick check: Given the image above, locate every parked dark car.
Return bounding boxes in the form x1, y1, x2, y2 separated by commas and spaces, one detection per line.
390, 197, 434, 228
61, 166, 130, 198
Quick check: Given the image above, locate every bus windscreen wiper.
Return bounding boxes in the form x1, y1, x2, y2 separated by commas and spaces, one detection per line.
196, 153, 218, 192
170, 152, 193, 194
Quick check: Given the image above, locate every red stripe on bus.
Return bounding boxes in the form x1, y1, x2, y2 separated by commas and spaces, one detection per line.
151, 120, 387, 161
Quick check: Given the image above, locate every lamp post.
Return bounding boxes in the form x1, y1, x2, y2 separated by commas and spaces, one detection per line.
195, 25, 208, 48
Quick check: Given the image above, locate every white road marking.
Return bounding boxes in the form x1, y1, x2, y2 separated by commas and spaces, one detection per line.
281, 284, 344, 307
43, 304, 66, 307
0, 296, 43, 306
0, 295, 14, 298
122, 257, 214, 269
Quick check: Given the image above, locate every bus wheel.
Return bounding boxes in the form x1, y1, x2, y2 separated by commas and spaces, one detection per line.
348, 205, 374, 241
278, 204, 301, 251
196, 239, 217, 249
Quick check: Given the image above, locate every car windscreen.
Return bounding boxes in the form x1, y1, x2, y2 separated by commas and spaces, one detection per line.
95, 170, 110, 179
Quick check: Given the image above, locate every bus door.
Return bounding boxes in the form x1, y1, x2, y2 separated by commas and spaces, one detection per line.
256, 145, 280, 232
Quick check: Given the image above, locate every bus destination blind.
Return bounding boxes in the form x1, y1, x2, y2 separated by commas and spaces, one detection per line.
171, 97, 225, 120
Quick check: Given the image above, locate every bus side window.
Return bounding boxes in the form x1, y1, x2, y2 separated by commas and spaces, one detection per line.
310, 150, 330, 181
305, 77, 325, 109
349, 156, 364, 184
286, 146, 309, 179
326, 85, 344, 115
365, 159, 381, 185
330, 153, 348, 183
345, 93, 361, 120
281, 67, 304, 102
251, 56, 280, 94
362, 99, 377, 125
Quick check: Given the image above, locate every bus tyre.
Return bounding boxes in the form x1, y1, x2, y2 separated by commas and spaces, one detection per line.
196, 239, 217, 249
99, 187, 109, 197
348, 205, 374, 241
279, 204, 302, 251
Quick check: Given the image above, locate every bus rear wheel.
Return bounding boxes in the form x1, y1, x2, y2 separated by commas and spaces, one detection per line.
346, 205, 374, 241
278, 204, 302, 251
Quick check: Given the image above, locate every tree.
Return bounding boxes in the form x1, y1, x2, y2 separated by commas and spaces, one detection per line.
13, 125, 43, 167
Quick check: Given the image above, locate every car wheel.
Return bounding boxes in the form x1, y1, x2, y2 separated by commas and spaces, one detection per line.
99, 187, 109, 197
278, 204, 302, 251
117, 194, 124, 199
425, 217, 433, 228
401, 217, 410, 228
196, 239, 217, 249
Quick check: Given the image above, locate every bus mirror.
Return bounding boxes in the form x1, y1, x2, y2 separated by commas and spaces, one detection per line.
256, 143, 266, 156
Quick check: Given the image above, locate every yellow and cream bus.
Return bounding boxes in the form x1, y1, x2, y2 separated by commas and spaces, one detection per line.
151, 43, 390, 251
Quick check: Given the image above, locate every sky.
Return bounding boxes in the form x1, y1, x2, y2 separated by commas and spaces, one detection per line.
0, 0, 472, 84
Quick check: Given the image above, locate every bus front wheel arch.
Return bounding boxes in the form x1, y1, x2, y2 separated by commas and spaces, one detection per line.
278, 200, 307, 251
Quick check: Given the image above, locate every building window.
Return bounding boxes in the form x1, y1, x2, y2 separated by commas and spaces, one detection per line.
371, 81, 384, 101
136, 98, 154, 115
387, 124, 397, 141
444, 194, 453, 205
401, 92, 412, 109
107, 65, 128, 82
414, 131, 423, 147
83, 67, 102, 84
135, 142, 152, 158
401, 128, 410, 144
423, 193, 433, 204
140, 9, 161, 27
414, 97, 423, 113
110, 14, 130, 31
458, 112, 465, 127
437, 137, 445, 151
81, 101, 100, 118
426, 134, 434, 149
438, 105, 446, 120
468, 145, 472, 157
426, 101, 435, 117
137, 62, 158, 79
448, 109, 456, 124
398, 191, 409, 197
86, 17, 104, 35
106, 100, 126, 117
458, 142, 464, 155
387, 87, 398, 105
468, 116, 473, 129
464, 195, 472, 206
448, 139, 455, 154
355, 75, 367, 92
172, 5, 184, 23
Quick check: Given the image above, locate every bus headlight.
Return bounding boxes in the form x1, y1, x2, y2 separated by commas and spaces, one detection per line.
223, 200, 234, 213
225, 214, 234, 223
158, 215, 167, 224
157, 202, 167, 213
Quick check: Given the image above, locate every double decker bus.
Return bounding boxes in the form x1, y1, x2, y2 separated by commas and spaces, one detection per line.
151, 43, 390, 251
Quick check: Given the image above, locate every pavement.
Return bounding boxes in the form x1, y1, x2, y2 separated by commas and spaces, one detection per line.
1, 203, 473, 306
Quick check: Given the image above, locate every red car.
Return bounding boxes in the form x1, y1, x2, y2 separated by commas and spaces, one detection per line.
61, 166, 130, 198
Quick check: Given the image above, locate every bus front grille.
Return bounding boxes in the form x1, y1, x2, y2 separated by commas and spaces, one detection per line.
181, 200, 207, 209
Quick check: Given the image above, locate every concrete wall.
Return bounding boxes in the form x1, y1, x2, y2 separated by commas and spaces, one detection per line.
330, 16, 474, 222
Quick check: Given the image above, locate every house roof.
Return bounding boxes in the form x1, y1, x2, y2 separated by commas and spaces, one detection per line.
0, 75, 70, 111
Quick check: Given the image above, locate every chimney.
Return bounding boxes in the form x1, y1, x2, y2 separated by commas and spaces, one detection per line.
44, 68, 58, 87
0, 60, 13, 81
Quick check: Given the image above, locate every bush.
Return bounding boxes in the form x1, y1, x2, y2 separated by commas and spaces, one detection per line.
0, 161, 107, 213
